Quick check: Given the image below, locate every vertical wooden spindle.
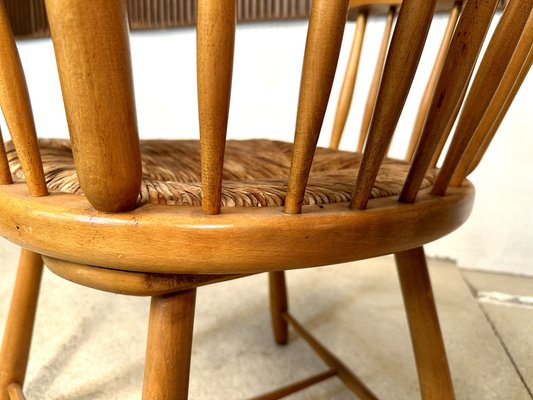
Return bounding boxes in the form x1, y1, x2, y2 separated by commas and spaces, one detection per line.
329, 11, 367, 150
45, 0, 142, 212
0, 128, 12, 184
399, 0, 499, 203
451, 11, 533, 184
431, 0, 533, 195
350, 0, 437, 210
0, 0, 47, 196
405, 2, 461, 162
284, 0, 349, 214
357, 7, 395, 154
197, 0, 236, 215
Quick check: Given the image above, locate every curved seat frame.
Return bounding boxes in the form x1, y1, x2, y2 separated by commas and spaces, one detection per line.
0, 183, 474, 275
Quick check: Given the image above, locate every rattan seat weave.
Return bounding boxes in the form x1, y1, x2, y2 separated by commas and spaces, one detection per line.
6, 139, 436, 207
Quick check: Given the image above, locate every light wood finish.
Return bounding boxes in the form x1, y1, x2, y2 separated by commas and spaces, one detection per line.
0, 128, 12, 185
405, 2, 461, 162
197, 0, 236, 215
399, 0, 500, 203
0, 0, 46, 197
269, 271, 289, 345
249, 370, 336, 400
285, 313, 378, 399
357, 7, 395, 154
6, 384, 24, 400
0, 250, 43, 400
329, 11, 368, 150
44, 0, 142, 212
395, 247, 455, 399
432, 0, 533, 195
451, 11, 533, 184
142, 289, 196, 400
284, 0, 349, 214
466, 45, 533, 175
0, 183, 474, 274
350, 0, 437, 210
43, 256, 247, 296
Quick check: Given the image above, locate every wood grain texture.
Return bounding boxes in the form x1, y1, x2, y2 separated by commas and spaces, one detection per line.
451, 11, 533, 184
432, 0, 533, 195
44, 0, 142, 212
284, 0, 349, 214
0, 128, 13, 185
43, 256, 247, 296
249, 370, 336, 400
0, 250, 43, 400
399, 0, 499, 203
357, 7, 395, 154
395, 247, 455, 399
350, 0, 437, 210
269, 271, 289, 345
0, 0, 47, 196
405, 2, 461, 162
142, 289, 196, 400
197, 0, 236, 215
329, 11, 367, 150
0, 183, 474, 275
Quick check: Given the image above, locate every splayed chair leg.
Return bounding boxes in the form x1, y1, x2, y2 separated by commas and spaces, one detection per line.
395, 247, 455, 400
0, 249, 43, 400
269, 271, 289, 345
142, 288, 196, 400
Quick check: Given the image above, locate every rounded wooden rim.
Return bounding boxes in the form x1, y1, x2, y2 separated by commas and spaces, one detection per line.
0, 183, 474, 274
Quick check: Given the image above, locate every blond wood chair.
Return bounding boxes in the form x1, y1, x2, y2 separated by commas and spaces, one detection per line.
0, 0, 531, 399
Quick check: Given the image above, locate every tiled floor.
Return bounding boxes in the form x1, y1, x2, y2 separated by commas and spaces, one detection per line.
1, 238, 532, 399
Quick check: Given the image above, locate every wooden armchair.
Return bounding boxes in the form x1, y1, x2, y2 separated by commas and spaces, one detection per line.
0, 0, 531, 399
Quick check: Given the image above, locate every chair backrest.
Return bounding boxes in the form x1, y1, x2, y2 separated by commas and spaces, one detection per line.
0, 0, 531, 216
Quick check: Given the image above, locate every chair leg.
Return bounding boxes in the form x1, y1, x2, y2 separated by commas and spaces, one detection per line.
395, 247, 455, 400
0, 249, 43, 400
142, 288, 196, 400
268, 271, 289, 345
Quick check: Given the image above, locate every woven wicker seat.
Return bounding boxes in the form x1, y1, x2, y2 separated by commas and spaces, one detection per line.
6, 139, 435, 207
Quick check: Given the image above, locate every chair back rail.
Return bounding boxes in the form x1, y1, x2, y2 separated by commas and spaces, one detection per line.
329, 11, 367, 150
44, 0, 143, 213
399, 0, 500, 203
350, 0, 437, 210
452, 11, 533, 184
0, 0, 47, 196
197, 0, 236, 215
405, 1, 461, 162
356, 6, 395, 154
0, 128, 12, 185
284, 0, 349, 214
431, 0, 533, 196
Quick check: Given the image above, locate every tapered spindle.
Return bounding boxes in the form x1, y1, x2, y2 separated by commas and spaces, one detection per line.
45, 0, 142, 212
285, 0, 349, 214
0, 0, 47, 196
467, 47, 533, 175
197, 0, 236, 215
357, 7, 395, 154
0, 128, 12, 185
329, 11, 367, 150
451, 11, 533, 185
399, 0, 499, 203
405, 2, 461, 162
432, 0, 533, 195
350, 0, 437, 210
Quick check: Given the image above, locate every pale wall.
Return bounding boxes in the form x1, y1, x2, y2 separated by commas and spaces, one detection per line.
4, 14, 532, 275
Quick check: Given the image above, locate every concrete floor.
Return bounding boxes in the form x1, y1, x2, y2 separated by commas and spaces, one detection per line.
0, 238, 532, 399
